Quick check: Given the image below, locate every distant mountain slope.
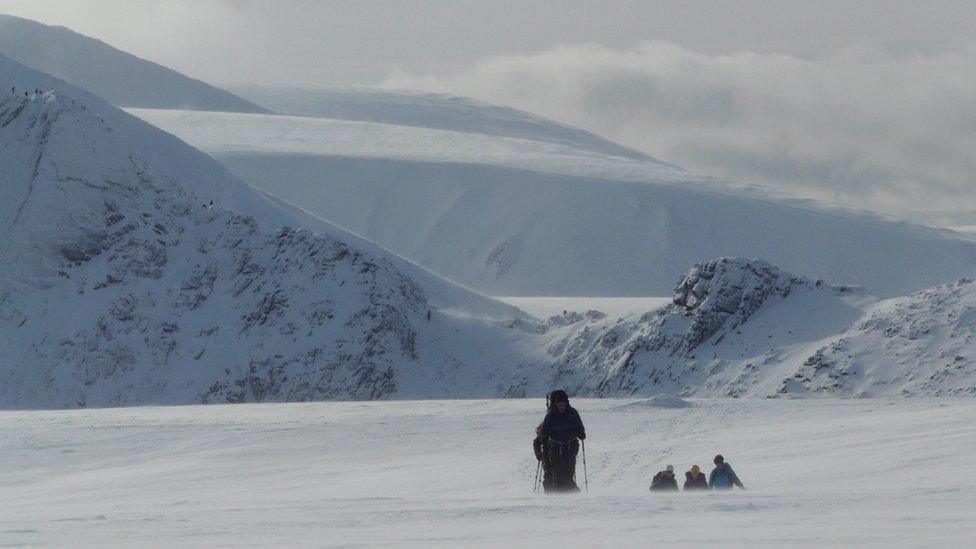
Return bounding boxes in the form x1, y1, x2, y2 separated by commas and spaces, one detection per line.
0, 56, 534, 408
0, 14, 268, 113
131, 107, 976, 298
542, 258, 976, 398
540, 258, 878, 397
2, 57, 972, 406
785, 278, 976, 397
232, 85, 658, 161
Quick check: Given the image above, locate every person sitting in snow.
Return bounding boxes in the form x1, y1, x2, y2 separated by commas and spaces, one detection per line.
650, 464, 679, 491
709, 454, 745, 490
537, 389, 586, 493
684, 464, 709, 490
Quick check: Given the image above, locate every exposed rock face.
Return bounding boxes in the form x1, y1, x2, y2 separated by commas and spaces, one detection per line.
0, 62, 521, 408
543, 258, 860, 397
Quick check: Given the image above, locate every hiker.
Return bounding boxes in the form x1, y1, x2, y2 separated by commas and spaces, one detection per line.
684, 464, 709, 490
709, 454, 745, 490
650, 464, 679, 491
538, 389, 586, 492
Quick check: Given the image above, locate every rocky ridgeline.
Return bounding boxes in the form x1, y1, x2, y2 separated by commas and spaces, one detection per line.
0, 80, 437, 407
545, 258, 858, 397
783, 278, 976, 397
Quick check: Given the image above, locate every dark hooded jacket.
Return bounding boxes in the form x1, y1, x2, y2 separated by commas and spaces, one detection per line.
650, 471, 679, 491
539, 391, 586, 444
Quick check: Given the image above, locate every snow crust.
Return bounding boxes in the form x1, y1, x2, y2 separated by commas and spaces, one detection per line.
128, 107, 976, 298
0, 398, 973, 547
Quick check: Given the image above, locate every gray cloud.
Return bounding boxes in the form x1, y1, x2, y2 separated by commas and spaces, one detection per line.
384, 41, 976, 218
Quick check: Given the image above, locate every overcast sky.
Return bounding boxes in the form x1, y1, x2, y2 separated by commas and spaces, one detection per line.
1, 0, 974, 220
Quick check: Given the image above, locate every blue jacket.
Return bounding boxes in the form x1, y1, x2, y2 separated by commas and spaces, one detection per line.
540, 407, 586, 443
709, 463, 744, 489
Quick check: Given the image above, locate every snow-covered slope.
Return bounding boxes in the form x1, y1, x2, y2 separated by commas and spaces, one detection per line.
129, 107, 976, 298
0, 56, 537, 408
231, 85, 658, 161
786, 278, 976, 397
0, 14, 268, 113
539, 258, 876, 397
2, 399, 974, 546
2, 56, 972, 405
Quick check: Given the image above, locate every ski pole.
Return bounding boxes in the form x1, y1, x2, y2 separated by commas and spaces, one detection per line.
581, 439, 589, 493
533, 460, 541, 493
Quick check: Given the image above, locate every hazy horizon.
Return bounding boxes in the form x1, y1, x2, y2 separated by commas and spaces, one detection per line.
2, 0, 974, 223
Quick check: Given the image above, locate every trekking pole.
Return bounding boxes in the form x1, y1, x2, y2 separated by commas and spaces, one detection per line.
533, 460, 541, 493
581, 439, 589, 493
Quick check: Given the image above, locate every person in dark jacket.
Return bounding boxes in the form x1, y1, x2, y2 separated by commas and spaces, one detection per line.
650, 464, 679, 491
684, 464, 709, 490
537, 389, 586, 492
709, 454, 745, 490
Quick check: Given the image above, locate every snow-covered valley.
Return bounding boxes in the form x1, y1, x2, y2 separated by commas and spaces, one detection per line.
2, 9, 975, 549
1, 398, 973, 547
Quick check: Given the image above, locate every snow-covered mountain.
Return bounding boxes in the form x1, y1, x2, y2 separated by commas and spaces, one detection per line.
538, 258, 976, 398
0, 56, 533, 408
2, 56, 972, 407
538, 258, 874, 397
129, 103, 976, 298
0, 14, 268, 113
231, 85, 659, 161
788, 278, 976, 397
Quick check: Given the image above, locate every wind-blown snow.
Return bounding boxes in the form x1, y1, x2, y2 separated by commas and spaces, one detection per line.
0, 398, 973, 546
0, 14, 268, 113
129, 106, 976, 298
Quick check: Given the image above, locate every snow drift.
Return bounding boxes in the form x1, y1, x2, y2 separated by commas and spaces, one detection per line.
130, 104, 976, 298
0, 14, 268, 113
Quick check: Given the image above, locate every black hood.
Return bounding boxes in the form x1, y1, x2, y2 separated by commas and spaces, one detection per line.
547, 389, 570, 409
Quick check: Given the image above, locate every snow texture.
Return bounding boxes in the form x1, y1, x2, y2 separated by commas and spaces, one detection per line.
0, 14, 268, 113
231, 85, 658, 161
0, 398, 973, 547
129, 105, 976, 298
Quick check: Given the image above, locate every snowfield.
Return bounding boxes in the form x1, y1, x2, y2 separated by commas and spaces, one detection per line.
0, 398, 973, 547
129, 105, 976, 298
496, 296, 672, 319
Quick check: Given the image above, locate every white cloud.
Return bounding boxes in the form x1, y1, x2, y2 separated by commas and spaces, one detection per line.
384, 41, 976, 217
